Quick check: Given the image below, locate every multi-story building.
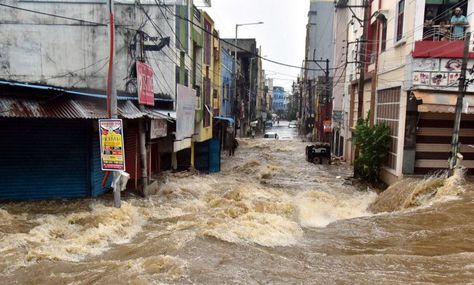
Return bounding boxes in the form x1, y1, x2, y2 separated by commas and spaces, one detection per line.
220, 48, 234, 117
303, 0, 335, 142
221, 38, 258, 137
0, 0, 200, 199
272, 86, 286, 113
336, 0, 474, 184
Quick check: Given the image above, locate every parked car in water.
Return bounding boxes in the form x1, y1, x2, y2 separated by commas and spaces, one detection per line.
305, 143, 331, 164
263, 132, 278, 139
288, 120, 297, 128
265, 121, 273, 128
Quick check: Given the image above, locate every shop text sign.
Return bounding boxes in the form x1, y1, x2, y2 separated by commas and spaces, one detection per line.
99, 119, 126, 171
150, 119, 167, 139
137, 61, 155, 106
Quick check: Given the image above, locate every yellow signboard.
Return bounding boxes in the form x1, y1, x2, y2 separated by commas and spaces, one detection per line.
99, 119, 126, 171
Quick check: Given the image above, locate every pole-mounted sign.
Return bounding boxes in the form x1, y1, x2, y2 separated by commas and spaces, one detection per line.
99, 119, 126, 172
137, 61, 155, 106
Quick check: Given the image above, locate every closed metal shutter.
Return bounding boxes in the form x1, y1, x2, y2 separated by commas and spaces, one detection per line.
0, 118, 90, 200
194, 141, 209, 172
415, 113, 474, 175
208, 138, 220, 173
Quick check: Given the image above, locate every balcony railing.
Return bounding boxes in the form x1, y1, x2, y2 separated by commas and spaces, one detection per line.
422, 24, 467, 41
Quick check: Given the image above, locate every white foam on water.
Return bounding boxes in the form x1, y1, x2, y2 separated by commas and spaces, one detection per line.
295, 190, 377, 228
204, 212, 303, 247
0, 201, 147, 268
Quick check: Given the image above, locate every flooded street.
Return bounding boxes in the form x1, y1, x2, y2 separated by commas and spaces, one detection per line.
1, 124, 474, 284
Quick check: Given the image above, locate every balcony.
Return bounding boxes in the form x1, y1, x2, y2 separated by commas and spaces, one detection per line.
412, 39, 474, 58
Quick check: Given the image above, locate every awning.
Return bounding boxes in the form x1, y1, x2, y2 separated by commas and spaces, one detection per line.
0, 97, 144, 119
214, 116, 235, 125
144, 107, 176, 121
412, 91, 474, 113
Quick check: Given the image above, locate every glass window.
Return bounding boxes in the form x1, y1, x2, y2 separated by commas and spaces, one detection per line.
396, 0, 405, 41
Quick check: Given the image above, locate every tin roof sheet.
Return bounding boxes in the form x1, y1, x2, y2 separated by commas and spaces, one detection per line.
0, 97, 144, 119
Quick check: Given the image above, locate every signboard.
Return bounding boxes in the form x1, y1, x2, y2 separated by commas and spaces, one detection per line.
99, 119, 126, 171
412, 58, 474, 92
150, 119, 167, 139
176, 84, 196, 141
323, 120, 332, 133
137, 61, 154, 106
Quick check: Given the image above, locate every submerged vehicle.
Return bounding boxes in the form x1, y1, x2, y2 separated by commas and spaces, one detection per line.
264, 132, 279, 139
305, 143, 331, 164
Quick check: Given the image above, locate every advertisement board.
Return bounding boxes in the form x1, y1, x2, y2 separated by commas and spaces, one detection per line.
137, 61, 155, 106
176, 84, 196, 141
150, 119, 168, 139
99, 119, 126, 171
412, 58, 474, 92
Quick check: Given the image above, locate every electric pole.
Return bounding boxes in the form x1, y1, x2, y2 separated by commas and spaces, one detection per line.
357, 0, 370, 119
449, 32, 471, 176
107, 0, 120, 208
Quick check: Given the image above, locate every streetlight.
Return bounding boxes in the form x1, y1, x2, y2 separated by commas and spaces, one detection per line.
233, 21, 263, 136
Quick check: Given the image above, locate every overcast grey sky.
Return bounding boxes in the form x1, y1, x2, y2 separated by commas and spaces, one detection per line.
202, 0, 309, 92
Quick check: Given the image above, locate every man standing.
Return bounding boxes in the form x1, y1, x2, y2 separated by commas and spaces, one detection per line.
450, 7, 468, 39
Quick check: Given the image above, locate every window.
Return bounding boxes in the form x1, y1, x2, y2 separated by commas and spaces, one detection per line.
396, 0, 405, 42
204, 78, 211, 127
376, 87, 401, 170
381, 17, 387, 51
204, 20, 212, 65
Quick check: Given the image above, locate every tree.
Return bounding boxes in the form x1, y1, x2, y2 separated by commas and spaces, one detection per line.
353, 116, 391, 183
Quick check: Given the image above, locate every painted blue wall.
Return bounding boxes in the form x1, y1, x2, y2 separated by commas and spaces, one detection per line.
220, 48, 234, 117
272, 86, 286, 112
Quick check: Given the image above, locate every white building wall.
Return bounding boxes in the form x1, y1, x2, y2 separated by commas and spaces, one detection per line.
0, 1, 179, 99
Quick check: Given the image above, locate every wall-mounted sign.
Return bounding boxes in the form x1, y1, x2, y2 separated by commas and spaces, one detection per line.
137, 61, 154, 106
412, 58, 474, 92
99, 119, 126, 171
150, 119, 167, 139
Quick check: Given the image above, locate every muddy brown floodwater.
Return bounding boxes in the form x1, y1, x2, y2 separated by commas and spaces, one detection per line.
1, 134, 474, 284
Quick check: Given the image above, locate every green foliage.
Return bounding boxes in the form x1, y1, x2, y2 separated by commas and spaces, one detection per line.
353, 116, 391, 183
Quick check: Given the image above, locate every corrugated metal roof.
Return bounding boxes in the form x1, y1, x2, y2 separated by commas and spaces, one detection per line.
143, 107, 176, 121
0, 97, 144, 119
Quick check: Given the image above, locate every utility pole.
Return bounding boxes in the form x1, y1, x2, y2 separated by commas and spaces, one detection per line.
325, 58, 330, 142
357, 0, 370, 119
106, 0, 120, 208
449, 32, 471, 176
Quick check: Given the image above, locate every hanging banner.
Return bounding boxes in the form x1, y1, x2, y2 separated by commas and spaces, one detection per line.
99, 119, 126, 171
137, 61, 155, 106
150, 119, 168, 139
176, 84, 196, 141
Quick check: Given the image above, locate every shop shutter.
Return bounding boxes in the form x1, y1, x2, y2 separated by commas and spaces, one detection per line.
0, 118, 90, 200
208, 138, 221, 173
194, 141, 209, 172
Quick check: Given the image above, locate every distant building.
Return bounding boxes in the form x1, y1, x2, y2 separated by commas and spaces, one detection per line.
272, 86, 285, 112
220, 48, 234, 117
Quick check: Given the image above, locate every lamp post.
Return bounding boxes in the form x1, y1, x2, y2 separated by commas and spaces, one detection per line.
233, 21, 263, 136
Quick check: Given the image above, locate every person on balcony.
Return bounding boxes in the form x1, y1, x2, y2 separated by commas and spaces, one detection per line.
450, 7, 468, 39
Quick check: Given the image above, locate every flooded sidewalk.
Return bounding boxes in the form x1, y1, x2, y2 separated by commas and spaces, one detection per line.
1, 137, 473, 284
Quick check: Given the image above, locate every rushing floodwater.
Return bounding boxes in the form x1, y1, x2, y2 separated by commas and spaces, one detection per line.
1, 124, 474, 284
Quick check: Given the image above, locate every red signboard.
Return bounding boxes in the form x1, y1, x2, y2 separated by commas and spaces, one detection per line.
323, 120, 332, 133
136, 61, 154, 106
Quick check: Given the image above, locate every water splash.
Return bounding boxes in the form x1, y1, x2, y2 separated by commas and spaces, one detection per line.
0, 202, 147, 270
369, 169, 467, 213
203, 212, 304, 247
295, 190, 376, 228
